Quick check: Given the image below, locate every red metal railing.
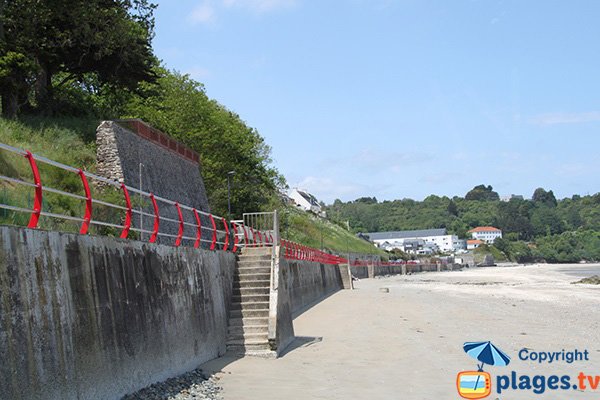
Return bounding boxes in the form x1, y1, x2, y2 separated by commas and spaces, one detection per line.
0, 142, 234, 251
280, 239, 348, 265
0, 142, 389, 266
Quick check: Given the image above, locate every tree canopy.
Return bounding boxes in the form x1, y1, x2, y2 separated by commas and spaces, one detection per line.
0, 0, 157, 117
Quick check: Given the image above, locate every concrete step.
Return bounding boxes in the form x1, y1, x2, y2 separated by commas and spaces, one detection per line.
233, 280, 271, 289
237, 256, 272, 265
230, 301, 270, 311
228, 324, 269, 335
236, 265, 271, 274
228, 317, 268, 327
232, 286, 270, 296
241, 247, 273, 256
238, 258, 271, 265
227, 332, 269, 343
232, 294, 270, 303
230, 308, 269, 319
235, 273, 271, 282
226, 343, 273, 354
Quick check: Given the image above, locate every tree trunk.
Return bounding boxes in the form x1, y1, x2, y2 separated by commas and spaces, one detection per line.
34, 63, 54, 115
1, 88, 18, 118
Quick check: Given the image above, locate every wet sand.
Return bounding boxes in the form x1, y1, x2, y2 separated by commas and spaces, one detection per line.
202, 264, 600, 400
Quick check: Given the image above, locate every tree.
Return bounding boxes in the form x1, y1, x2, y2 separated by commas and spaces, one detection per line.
0, 0, 157, 116
123, 68, 286, 216
465, 184, 500, 201
447, 199, 458, 216
532, 188, 557, 207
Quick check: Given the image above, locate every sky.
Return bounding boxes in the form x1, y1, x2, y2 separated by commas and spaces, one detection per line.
152, 0, 600, 203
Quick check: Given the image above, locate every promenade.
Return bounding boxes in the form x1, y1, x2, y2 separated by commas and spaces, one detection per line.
202, 264, 600, 400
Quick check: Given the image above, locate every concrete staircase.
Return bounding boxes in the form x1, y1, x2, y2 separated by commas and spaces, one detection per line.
227, 247, 274, 357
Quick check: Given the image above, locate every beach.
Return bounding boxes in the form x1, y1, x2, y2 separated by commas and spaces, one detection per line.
202, 264, 600, 400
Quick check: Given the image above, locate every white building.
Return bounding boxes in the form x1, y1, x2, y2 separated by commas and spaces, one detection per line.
289, 188, 325, 216
468, 226, 502, 244
367, 228, 459, 253
467, 239, 483, 250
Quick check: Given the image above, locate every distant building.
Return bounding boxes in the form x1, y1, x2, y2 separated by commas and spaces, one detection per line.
289, 188, 325, 217
468, 226, 503, 243
367, 228, 458, 253
500, 194, 524, 202
453, 239, 467, 251
467, 239, 484, 250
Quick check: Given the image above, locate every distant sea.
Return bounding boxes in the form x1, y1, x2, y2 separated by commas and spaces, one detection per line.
555, 264, 600, 278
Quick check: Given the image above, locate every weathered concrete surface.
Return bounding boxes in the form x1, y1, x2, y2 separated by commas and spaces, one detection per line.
96, 121, 210, 245
202, 264, 600, 400
269, 254, 345, 355
351, 263, 446, 279
0, 226, 236, 400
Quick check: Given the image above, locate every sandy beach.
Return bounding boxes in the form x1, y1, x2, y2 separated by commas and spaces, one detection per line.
202, 264, 600, 400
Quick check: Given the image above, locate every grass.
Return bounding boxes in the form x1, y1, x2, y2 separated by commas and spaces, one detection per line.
280, 206, 386, 256
0, 116, 386, 256
0, 116, 128, 236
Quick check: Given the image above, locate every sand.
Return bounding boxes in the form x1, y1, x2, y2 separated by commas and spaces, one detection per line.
201, 264, 600, 400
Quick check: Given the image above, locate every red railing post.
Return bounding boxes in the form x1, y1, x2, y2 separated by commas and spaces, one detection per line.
174, 202, 184, 247
193, 209, 202, 248
120, 184, 132, 239
78, 169, 92, 234
232, 222, 239, 252
251, 227, 257, 247
222, 218, 230, 251
149, 193, 160, 243
209, 214, 217, 250
24, 151, 42, 229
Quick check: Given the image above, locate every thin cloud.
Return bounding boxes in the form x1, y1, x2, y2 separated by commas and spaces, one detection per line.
529, 111, 600, 126
186, 66, 211, 81
294, 176, 368, 202
190, 0, 296, 25
190, 1, 216, 24
223, 0, 296, 13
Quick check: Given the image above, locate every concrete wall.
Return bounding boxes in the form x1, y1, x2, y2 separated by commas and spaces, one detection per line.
351, 263, 449, 278
96, 121, 211, 246
269, 253, 345, 354
0, 226, 236, 400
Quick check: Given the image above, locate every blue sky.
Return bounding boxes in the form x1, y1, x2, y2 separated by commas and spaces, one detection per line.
152, 0, 600, 203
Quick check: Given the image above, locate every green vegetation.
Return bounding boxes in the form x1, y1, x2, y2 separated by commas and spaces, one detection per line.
281, 207, 386, 256
0, 1, 284, 218
0, 117, 128, 235
327, 185, 600, 263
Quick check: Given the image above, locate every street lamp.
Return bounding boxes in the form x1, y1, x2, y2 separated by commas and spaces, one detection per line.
227, 170, 236, 218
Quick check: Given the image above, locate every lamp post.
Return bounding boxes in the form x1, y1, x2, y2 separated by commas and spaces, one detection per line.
227, 170, 236, 218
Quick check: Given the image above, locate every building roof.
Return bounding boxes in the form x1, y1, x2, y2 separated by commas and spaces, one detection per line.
468, 226, 501, 233
291, 189, 320, 207
467, 239, 484, 245
367, 228, 447, 241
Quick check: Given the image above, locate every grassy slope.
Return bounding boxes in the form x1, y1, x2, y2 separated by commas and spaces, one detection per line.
0, 117, 385, 256
0, 117, 125, 234
281, 206, 386, 256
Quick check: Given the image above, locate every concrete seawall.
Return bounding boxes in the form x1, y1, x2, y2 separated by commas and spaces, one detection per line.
270, 254, 346, 354
351, 263, 449, 279
0, 226, 236, 400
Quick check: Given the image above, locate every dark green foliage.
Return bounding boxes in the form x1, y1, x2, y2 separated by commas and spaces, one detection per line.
532, 187, 557, 207
465, 184, 500, 201
326, 189, 600, 262
0, 0, 157, 117
122, 68, 285, 217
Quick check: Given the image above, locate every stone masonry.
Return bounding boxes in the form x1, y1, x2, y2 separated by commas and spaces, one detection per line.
96, 120, 211, 245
